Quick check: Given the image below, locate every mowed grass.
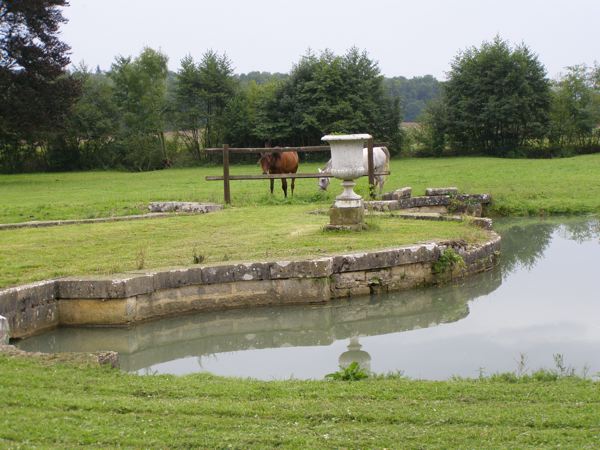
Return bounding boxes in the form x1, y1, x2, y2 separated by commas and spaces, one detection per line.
1, 354, 600, 448
1, 154, 600, 223
0, 205, 487, 288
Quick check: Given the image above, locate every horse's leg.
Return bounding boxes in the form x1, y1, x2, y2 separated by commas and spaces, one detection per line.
270, 178, 274, 195
281, 178, 288, 197
291, 177, 295, 196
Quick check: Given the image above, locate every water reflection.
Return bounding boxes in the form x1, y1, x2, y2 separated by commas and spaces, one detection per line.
17, 217, 600, 380
497, 217, 599, 275
19, 265, 502, 375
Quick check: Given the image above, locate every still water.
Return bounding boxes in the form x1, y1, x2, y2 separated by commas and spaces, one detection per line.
18, 218, 600, 380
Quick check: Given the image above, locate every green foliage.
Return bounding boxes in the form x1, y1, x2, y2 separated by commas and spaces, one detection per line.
109, 48, 169, 170
384, 75, 441, 121
549, 64, 600, 150
62, 66, 120, 168
228, 48, 402, 152
171, 51, 237, 162
325, 362, 369, 381
443, 36, 551, 155
0, 0, 80, 172
432, 248, 465, 274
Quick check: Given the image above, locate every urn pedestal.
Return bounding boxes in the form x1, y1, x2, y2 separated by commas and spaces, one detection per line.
321, 134, 371, 231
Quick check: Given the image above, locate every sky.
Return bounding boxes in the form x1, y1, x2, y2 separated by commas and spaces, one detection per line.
61, 0, 599, 80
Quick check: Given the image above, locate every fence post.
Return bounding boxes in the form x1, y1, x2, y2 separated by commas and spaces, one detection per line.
223, 144, 231, 204
367, 138, 375, 199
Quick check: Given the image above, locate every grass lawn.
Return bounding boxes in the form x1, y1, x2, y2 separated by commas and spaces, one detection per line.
1, 354, 599, 448
2, 155, 600, 448
1, 154, 599, 223
0, 205, 487, 288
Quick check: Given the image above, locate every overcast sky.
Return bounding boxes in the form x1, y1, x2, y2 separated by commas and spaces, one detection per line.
61, 0, 599, 80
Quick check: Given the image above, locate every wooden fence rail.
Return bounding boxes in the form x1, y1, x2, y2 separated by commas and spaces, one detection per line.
205, 140, 386, 204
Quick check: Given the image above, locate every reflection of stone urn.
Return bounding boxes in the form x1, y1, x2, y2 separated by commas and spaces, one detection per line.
338, 336, 371, 372
322, 134, 372, 231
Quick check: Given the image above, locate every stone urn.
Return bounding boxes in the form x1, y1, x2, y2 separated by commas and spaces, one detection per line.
321, 133, 372, 230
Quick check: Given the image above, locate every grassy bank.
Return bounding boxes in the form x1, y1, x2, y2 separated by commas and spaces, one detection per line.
1, 154, 600, 223
1, 353, 599, 448
0, 205, 487, 288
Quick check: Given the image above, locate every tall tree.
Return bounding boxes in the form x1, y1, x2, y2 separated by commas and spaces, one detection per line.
0, 0, 80, 171
109, 47, 168, 170
443, 36, 551, 155
57, 65, 120, 169
172, 51, 236, 156
549, 64, 600, 148
173, 55, 204, 160
197, 50, 236, 148
253, 48, 402, 150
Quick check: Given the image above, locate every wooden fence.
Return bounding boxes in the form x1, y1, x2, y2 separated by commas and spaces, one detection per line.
204, 139, 388, 204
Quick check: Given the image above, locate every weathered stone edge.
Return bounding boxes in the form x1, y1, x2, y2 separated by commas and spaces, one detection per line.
1, 234, 499, 302
0, 232, 501, 339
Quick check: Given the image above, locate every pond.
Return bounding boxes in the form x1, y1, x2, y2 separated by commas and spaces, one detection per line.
17, 218, 600, 380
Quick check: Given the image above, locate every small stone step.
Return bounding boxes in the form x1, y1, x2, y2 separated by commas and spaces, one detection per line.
148, 202, 223, 213
426, 187, 458, 196
381, 187, 412, 201
394, 212, 463, 222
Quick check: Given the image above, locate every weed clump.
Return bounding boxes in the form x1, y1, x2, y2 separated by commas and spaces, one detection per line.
326, 362, 369, 381
432, 248, 465, 274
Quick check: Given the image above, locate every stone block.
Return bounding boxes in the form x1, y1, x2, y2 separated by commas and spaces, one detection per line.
397, 196, 450, 209
201, 264, 235, 284
365, 200, 401, 212
329, 205, 364, 226
232, 262, 270, 282
148, 202, 223, 213
426, 187, 458, 196
0, 280, 57, 316
456, 193, 492, 204
57, 274, 154, 299
0, 288, 18, 317
0, 281, 59, 339
271, 278, 331, 303
332, 244, 439, 273
270, 258, 333, 279
381, 188, 411, 201
470, 217, 493, 230
0, 315, 9, 344
129, 267, 203, 291
59, 298, 133, 325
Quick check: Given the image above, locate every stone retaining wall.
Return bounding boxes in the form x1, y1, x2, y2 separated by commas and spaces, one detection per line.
0, 233, 501, 339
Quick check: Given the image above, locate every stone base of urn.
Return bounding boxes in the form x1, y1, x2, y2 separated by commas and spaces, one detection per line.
325, 202, 367, 231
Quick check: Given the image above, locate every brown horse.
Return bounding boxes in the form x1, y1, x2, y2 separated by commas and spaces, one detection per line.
258, 151, 299, 197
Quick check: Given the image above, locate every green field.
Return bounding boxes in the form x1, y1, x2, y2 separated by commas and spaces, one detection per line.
2, 154, 600, 223
0, 206, 486, 288
1, 354, 599, 448
2, 155, 600, 448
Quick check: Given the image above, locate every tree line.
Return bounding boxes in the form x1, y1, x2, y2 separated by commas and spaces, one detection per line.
1, 2, 599, 173
414, 36, 600, 158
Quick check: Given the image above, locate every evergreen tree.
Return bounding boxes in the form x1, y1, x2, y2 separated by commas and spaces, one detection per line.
0, 0, 80, 171
443, 36, 551, 155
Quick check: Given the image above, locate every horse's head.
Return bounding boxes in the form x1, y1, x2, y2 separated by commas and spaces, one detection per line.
258, 152, 274, 174
317, 168, 330, 191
